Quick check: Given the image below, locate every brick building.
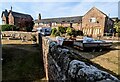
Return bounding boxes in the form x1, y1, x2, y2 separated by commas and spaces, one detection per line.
1, 7, 34, 31
34, 7, 115, 37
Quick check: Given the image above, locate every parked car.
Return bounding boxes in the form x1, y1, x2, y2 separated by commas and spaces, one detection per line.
36, 27, 51, 36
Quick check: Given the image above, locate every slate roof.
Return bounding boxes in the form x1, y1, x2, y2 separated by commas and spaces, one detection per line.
83, 7, 107, 17
111, 17, 120, 22
35, 16, 82, 23
9, 11, 33, 20
1, 9, 8, 18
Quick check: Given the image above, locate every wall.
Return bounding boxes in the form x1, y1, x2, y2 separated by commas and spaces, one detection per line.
1, 14, 7, 24
8, 13, 14, 25
1, 31, 38, 41
42, 37, 119, 81
82, 7, 106, 37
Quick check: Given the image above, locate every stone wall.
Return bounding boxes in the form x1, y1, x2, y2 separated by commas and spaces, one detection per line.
1, 31, 38, 41
42, 37, 119, 81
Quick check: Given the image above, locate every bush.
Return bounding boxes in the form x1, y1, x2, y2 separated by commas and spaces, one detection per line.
66, 27, 73, 36
26, 27, 33, 32
76, 30, 83, 36
51, 26, 84, 37
55, 31, 61, 36
66, 27, 77, 37
1, 24, 18, 31
51, 28, 57, 36
58, 26, 67, 34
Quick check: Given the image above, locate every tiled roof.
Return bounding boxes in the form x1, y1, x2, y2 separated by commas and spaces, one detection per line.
35, 16, 82, 23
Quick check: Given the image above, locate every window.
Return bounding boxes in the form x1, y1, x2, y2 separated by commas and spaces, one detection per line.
90, 18, 96, 23
67, 21, 70, 22
40, 23, 43, 25
2, 20, 5, 24
71, 20, 74, 22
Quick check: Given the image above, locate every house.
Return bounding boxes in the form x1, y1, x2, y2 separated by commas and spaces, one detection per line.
1, 7, 34, 31
82, 7, 114, 37
34, 7, 115, 37
34, 14, 82, 30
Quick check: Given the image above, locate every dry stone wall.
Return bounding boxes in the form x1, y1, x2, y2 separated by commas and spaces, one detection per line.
42, 37, 120, 82
1, 31, 38, 41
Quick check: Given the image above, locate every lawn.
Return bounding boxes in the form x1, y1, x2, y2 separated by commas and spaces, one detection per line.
2, 39, 45, 81
71, 42, 120, 79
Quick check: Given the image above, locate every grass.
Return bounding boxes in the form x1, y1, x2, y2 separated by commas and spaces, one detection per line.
2, 38, 120, 81
2, 39, 45, 81
70, 43, 120, 79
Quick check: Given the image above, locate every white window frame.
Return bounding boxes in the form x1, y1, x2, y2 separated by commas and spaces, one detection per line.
90, 18, 96, 23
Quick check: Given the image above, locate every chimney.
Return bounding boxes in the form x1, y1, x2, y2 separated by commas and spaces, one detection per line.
11, 6, 12, 11
38, 13, 41, 20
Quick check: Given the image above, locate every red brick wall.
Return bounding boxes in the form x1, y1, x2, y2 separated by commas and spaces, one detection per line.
8, 13, 14, 25
2, 14, 8, 24
82, 7, 106, 37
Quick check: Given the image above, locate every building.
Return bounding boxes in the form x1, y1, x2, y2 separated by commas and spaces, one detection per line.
34, 7, 115, 37
1, 7, 34, 31
82, 7, 114, 37
34, 15, 82, 30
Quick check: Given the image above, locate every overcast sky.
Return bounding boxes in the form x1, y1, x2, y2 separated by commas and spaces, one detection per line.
0, 0, 119, 24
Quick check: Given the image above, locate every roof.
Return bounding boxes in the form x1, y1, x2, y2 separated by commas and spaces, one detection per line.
83, 7, 107, 17
1, 9, 8, 18
111, 17, 120, 22
35, 16, 82, 23
9, 10, 33, 20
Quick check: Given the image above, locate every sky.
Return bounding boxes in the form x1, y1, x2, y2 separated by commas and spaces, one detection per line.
0, 0, 119, 24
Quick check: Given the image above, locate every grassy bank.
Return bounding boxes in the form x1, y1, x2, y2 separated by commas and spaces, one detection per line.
2, 40, 45, 81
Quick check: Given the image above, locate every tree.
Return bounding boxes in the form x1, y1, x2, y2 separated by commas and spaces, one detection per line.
114, 21, 120, 33
58, 26, 67, 34
51, 28, 57, 36
114, 21, 120, 36
18, 18, 34, 31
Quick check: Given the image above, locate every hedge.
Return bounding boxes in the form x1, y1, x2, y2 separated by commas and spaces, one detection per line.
1, 24, 19, 31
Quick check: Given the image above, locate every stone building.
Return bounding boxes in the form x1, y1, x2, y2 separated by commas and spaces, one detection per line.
34, 7, 115, 37
1, 7, 34, 31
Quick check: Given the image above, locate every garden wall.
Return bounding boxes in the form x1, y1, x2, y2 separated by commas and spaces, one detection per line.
42, 37, 119, 81
1, 31, 38, 41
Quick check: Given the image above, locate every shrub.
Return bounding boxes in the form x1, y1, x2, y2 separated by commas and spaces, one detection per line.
76, 30, 83, 36
51, 26, 84, 37
51, 28, 57, 36
66, 27, 73, 36
26, 27, 33, 32
58, 26, 67, 34
1, 24, 18, 31
55, 31, 61, 36
66, 27, 77, 36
